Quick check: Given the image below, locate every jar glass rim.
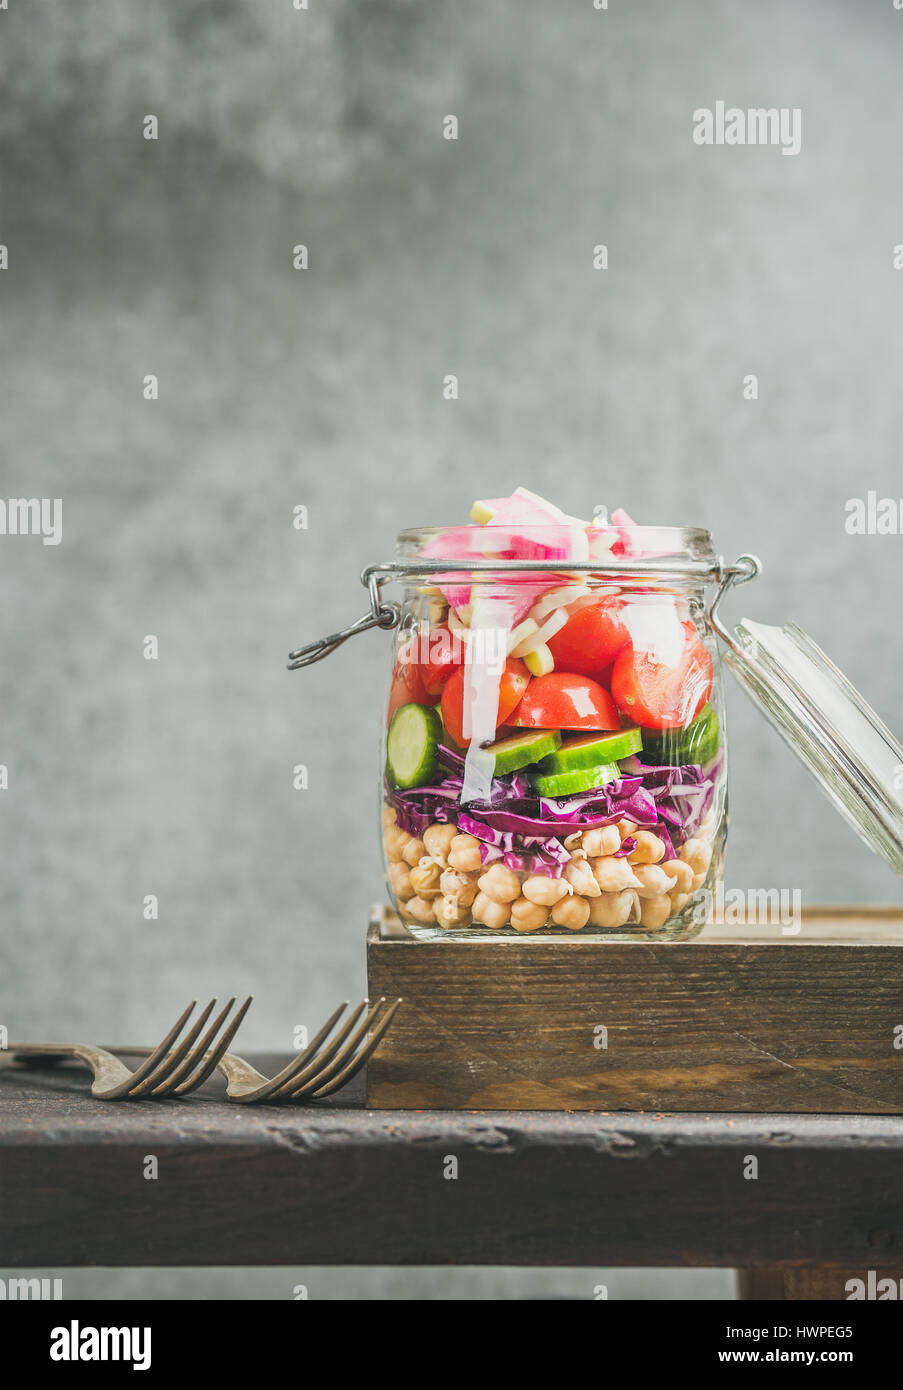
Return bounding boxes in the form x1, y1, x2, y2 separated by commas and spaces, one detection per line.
396, 523, 716, 562
394, 524, 719, 587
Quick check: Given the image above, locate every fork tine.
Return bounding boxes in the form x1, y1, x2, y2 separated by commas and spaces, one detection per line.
309, 998, 403, 1099
274, 998, 383, 1099
96, 1001, 198, 1098
276, 999, 384, 1100
288, 997, 396, 1099
172, 995, 253, 1095
268, 1000, 370, 1099
131, 999, 219, 1097
226, 1001, 351, 1104
142, 997, 232, 1097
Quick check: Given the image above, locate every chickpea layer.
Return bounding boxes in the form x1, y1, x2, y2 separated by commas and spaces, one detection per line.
385, 810, 718, 933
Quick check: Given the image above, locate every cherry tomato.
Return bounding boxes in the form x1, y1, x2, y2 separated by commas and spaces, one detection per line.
387, 658, 430, 723
508, 671, 620, 731
610, 622, 713, 730
586, 663, 614, 690
440, 658, 530, 747
414, 623, 464, 697
546, 597, 630, 675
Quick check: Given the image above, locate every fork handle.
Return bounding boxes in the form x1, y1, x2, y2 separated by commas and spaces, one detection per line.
5, 1042, 95, 1067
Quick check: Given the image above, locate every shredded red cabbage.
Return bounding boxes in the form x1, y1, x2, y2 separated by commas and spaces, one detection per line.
386, 755, 717, 874
437, 743, 466, 774
456, 811, 570, 876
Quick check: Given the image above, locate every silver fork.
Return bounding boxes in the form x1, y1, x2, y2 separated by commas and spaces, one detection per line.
108, 996, 402, 1103
7, 998, 252, 1100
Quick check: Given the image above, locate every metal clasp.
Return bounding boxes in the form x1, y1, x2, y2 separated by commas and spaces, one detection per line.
288, 553, 762, 670
707, 553, 762, 654
287, 569, 401, 670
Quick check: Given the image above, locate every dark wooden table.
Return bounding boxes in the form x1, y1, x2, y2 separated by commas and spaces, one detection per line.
2, 1053, 902, 1297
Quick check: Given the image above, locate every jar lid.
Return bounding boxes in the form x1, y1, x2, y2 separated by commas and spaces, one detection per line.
712, 576, 903, 874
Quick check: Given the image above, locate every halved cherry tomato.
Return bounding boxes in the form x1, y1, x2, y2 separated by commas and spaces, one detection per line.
387, 657, 430, 723
546, 597, 630, 675
387, 623, 465, 722
610, 622, 713, 730
440, 658, 530, 748
586, 663, 614, 690
508, 672, 620, 731
413, 623, 464, 698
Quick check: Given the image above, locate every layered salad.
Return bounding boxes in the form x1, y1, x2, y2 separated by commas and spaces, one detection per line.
383, 489, 722, 936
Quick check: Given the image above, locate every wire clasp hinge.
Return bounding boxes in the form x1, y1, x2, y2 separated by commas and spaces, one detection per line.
287, 568, 401, 670
708, 554, 762, 652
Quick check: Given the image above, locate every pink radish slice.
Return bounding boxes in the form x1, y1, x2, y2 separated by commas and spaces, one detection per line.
434, 578, 472, 610
610, 507, 638, 556
587, 525, 617, 561
473, 492, 585, 609
607, 509, 668, 561
477, 490, 584, 562
418, 492, 589, 613
418, 527, 485, 610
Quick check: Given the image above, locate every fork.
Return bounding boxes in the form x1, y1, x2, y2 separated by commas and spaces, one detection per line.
6, 997, 252, 1100
217, 996, 402, 1103
108, 996, 402, 1103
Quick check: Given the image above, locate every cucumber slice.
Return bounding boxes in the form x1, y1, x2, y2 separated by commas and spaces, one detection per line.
532, 761, 620, 798
484, 728, 562, 776
536, 727, 642, 774
642, 703, 720, 767
386, 702, 443, 789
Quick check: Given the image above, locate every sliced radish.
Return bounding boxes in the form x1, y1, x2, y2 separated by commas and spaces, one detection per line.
470, 489, 581, 562
513, 486, 557, 510
610, 507, 639, 557
420, 491, 600, 621
587, 522, 617, 562
419, 526, 485, 611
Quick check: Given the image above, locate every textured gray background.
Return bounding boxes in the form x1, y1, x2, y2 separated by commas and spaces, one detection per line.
1, 0, 901, 1299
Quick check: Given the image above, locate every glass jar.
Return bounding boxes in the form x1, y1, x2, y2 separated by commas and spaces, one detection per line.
375, 523, 732, 941
290, 510, 903, 938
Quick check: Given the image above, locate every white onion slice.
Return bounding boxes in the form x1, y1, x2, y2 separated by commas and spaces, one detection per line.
510, 608, 568, 658
507, 618, 539, 655
531, 585, 590, 622
448, 607, 472, 636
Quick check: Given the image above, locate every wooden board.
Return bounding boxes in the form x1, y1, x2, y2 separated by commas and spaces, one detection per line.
737, 1268, 892, 1300
3, 1060, 903, 1270
366, 906, 903, 1112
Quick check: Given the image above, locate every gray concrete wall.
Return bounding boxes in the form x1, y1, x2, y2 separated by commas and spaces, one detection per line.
1, 0, 900, 1298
